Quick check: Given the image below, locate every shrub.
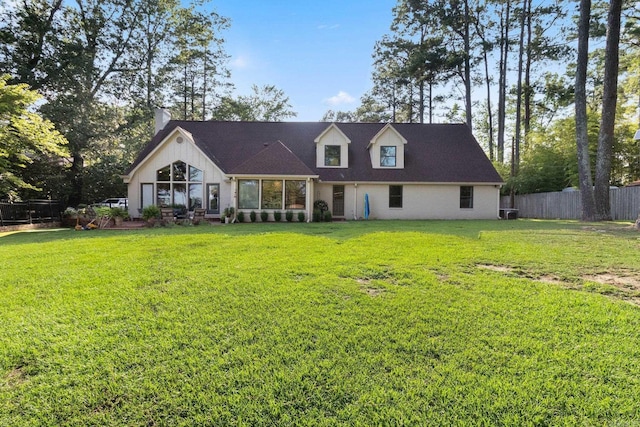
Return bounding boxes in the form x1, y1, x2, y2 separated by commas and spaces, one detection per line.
260, 211, 269, 222
312, 209, 322, 222
273, 211, 282, 222
237, 211, 245, 223
323, 210, 332, 222
313, 200, 328, 213
285, 210, 294, 222
109, 207, 129, 219
142, 205, 161, 221
250, 211, 257, 222
297, 211, 305, 222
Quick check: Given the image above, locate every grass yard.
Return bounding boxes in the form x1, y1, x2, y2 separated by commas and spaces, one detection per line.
1, 220, 640, 426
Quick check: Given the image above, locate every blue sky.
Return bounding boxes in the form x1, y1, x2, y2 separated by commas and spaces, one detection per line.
211, 1, 397, 121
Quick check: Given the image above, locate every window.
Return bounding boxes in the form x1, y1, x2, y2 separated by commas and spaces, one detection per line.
324, 145, 341, 166
460, 186, 474, 208
238, 179, 259, 209
173, 161, 186, 181
380, 146, 397, 167
141, 183, 154, 209
189, 183, 203, 210
157, 183, 170, 207
285, 180, 306, 209
189, 165, 203, 182
261, 180, 283, 209
207, 184, 220, 213
155, 162, 203, 208
157, 165, 170, 181
389, 185, 403, 208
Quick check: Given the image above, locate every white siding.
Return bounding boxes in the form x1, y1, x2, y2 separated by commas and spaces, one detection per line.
316, 183, 500, 220
126, 134, 231, 218
315, 125, 350, 168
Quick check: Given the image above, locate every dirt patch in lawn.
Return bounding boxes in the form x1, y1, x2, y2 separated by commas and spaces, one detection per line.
356, 278, 386, 297
583, 273, 640, 292
3, 367, 27, 388
477, 264, 640, 305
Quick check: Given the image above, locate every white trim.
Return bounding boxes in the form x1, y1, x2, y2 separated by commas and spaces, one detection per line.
367, 123, 407, 149
314, 123, 351, 144
124, 127, 208, 180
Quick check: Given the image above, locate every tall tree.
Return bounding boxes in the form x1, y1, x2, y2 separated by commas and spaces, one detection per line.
593, 0, 623, 220
575, 0, 596, 220
0, 0, 230, 205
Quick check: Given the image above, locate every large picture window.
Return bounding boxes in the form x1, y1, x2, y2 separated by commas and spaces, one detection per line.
285, 180, 306, 209
238, 179, 259, 209
389, 185, 403, 208
155, 161, 203, 208
380, 146, 397, 167
262, 180, 283, 209
460, 186, 474, 209
324, 145, 341, 166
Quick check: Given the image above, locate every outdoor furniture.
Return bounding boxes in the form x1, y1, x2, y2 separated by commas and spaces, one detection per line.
160, 208, 174, 223
193, 208, 206, 224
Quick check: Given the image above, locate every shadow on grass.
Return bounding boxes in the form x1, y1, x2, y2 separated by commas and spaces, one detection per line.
2, 219, 634, 246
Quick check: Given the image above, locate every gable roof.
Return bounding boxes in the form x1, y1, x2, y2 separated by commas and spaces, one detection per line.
127, 121, 503, 184
229, 140, 317, 176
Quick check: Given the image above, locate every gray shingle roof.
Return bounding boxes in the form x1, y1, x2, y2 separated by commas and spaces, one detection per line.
127, 121, 503, 183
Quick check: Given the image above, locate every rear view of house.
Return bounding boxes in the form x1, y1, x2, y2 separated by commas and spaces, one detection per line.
123, 114, 503, 221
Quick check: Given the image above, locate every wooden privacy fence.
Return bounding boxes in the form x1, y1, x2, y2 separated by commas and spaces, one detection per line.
0, 200, 62, 226
500, 187, 640, 220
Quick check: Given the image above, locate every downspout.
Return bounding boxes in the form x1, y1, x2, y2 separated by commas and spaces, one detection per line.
306, 178, 312, 223
353, 183, 358, 220
232, 177, 237, 222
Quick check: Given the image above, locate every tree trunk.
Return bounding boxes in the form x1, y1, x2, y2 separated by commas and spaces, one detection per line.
463, 0, 472, 130
575, 0, 596, 221
523, 0, 532, 143
594, 0, 622, 221
497, 0, 510, 164
513, 0, 527, 171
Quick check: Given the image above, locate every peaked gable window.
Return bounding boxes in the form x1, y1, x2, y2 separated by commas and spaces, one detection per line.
155, 161, 203, 209
380, 146, 397, 167
324, 145, 341, 166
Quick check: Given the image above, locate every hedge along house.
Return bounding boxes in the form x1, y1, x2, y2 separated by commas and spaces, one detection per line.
123, 112, 503, 221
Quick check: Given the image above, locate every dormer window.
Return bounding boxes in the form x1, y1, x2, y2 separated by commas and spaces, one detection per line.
324, 145, 341, 166
380, 146, 397, 167
315, 124, 350, 168
368, 124, 407, 169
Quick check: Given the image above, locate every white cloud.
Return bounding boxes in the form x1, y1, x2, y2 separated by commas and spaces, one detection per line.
231, 55, 250, 70
324, 91, 355, 106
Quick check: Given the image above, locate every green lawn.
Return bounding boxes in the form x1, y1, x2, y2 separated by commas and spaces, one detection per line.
1, 220, 640, 426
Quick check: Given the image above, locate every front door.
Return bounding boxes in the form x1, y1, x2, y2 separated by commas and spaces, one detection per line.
332, 185, 345, 217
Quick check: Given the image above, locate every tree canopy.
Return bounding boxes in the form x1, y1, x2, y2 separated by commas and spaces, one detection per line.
0, 75, 68, 200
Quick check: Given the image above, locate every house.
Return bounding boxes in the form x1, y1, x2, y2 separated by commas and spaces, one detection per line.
122, 112, 503, 221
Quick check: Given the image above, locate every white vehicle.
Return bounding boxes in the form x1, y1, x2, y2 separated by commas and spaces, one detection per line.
94, 198, 128, 208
